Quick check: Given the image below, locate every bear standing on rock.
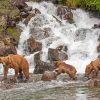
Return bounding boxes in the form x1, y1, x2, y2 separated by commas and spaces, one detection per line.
53, 61, 77, 80
0, 54, 29, 82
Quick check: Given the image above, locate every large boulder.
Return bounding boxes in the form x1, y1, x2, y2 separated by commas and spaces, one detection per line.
29, 14, 49, 28
74, 28, 92, 41
34, 60, 55, 74
30, 28, 51, 40
97, 44, 100, 53
56, 45, 68, 52
12, 0, 28, 10
41, 71, 57, 81
57, 6, 73, 23
34, 52, 41, 64
48, 48, 68, 61
24, 8, 41, 25
92, 23, 100, 29
27, 36, 42, 54
98, 35, 100, 42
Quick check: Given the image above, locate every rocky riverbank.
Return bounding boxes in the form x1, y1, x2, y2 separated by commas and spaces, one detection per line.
0, 73, 99, 100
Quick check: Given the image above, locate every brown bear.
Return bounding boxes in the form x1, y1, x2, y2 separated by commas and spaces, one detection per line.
53, 61, 77, 80
0, 54, 29, 82
85, 58, 100, 79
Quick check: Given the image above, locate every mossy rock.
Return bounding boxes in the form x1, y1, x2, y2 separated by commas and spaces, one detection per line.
7, 27, 21, 41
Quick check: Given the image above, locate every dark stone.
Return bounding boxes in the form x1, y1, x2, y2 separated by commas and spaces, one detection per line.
48, 48, 68, 61
24, 8, 41, 25
24, 6, 32, 12
27, 36, 42, 54
20, 12, 29, 18
97, 44, 100, 53
34, 52, 41, 64
57, 6, 73, 23
98, 35, 100, 42
34, 61, 55, 74
12, 0, 28, 10
74, 28, 92, 41
41, 71, 57, 81
56, 45, 68, 52
92, 23, 100, 29
30, 28, 50, 40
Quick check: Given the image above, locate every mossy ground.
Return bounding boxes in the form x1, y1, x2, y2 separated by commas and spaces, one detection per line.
0, 0, 20, 41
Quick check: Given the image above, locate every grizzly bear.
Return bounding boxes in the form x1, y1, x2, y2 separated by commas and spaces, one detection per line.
53, 61, 77, 80
0, 54, 29, 82
85, 58, 100, 79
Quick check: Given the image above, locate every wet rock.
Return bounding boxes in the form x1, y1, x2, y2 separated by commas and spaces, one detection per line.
34, 52, 41, 64
50, 0, 58, 4
27, 36, 42, 54
98, 35, 100, 42
74, 28, 92, 41
56, 74, 70, 81
56, 45, 68, 52
97, 53, 100, 58
48, 48, 59, 61
41, 71, 57, 81
29, 14, 49, 28
59, 52, 68, 60
57, 6, 73, 23
92, 23, 100, 29
85, 79, 99, 87
24, 6, 32, 12
12, 0, 28, 10
24, 8, 41, 25
20, 11, 29, 18
30, 8, 41, 15
24, 13, 35, 25
30, 28, 51, 40
48, 48, 68, 61
30, 74, 42, 82
34, 61, 55, 74
97, 44, 100, 53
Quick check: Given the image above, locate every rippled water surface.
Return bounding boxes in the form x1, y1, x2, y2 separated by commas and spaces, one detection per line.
0, 84, 100, 100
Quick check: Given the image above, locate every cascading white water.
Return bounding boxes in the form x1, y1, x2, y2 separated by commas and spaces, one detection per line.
17, 1, 100, 74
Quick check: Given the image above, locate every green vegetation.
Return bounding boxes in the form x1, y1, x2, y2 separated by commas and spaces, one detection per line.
0, 0, 20, 41
58, 0, 100, 11
7, 27, 20, 40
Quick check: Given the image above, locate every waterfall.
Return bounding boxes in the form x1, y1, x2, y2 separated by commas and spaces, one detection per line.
17, 1, 100, 74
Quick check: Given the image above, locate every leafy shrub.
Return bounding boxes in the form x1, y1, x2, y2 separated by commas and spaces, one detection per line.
58, 0, 100, 11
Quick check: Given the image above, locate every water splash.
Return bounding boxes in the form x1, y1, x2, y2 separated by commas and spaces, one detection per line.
16, 1, 100, 74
